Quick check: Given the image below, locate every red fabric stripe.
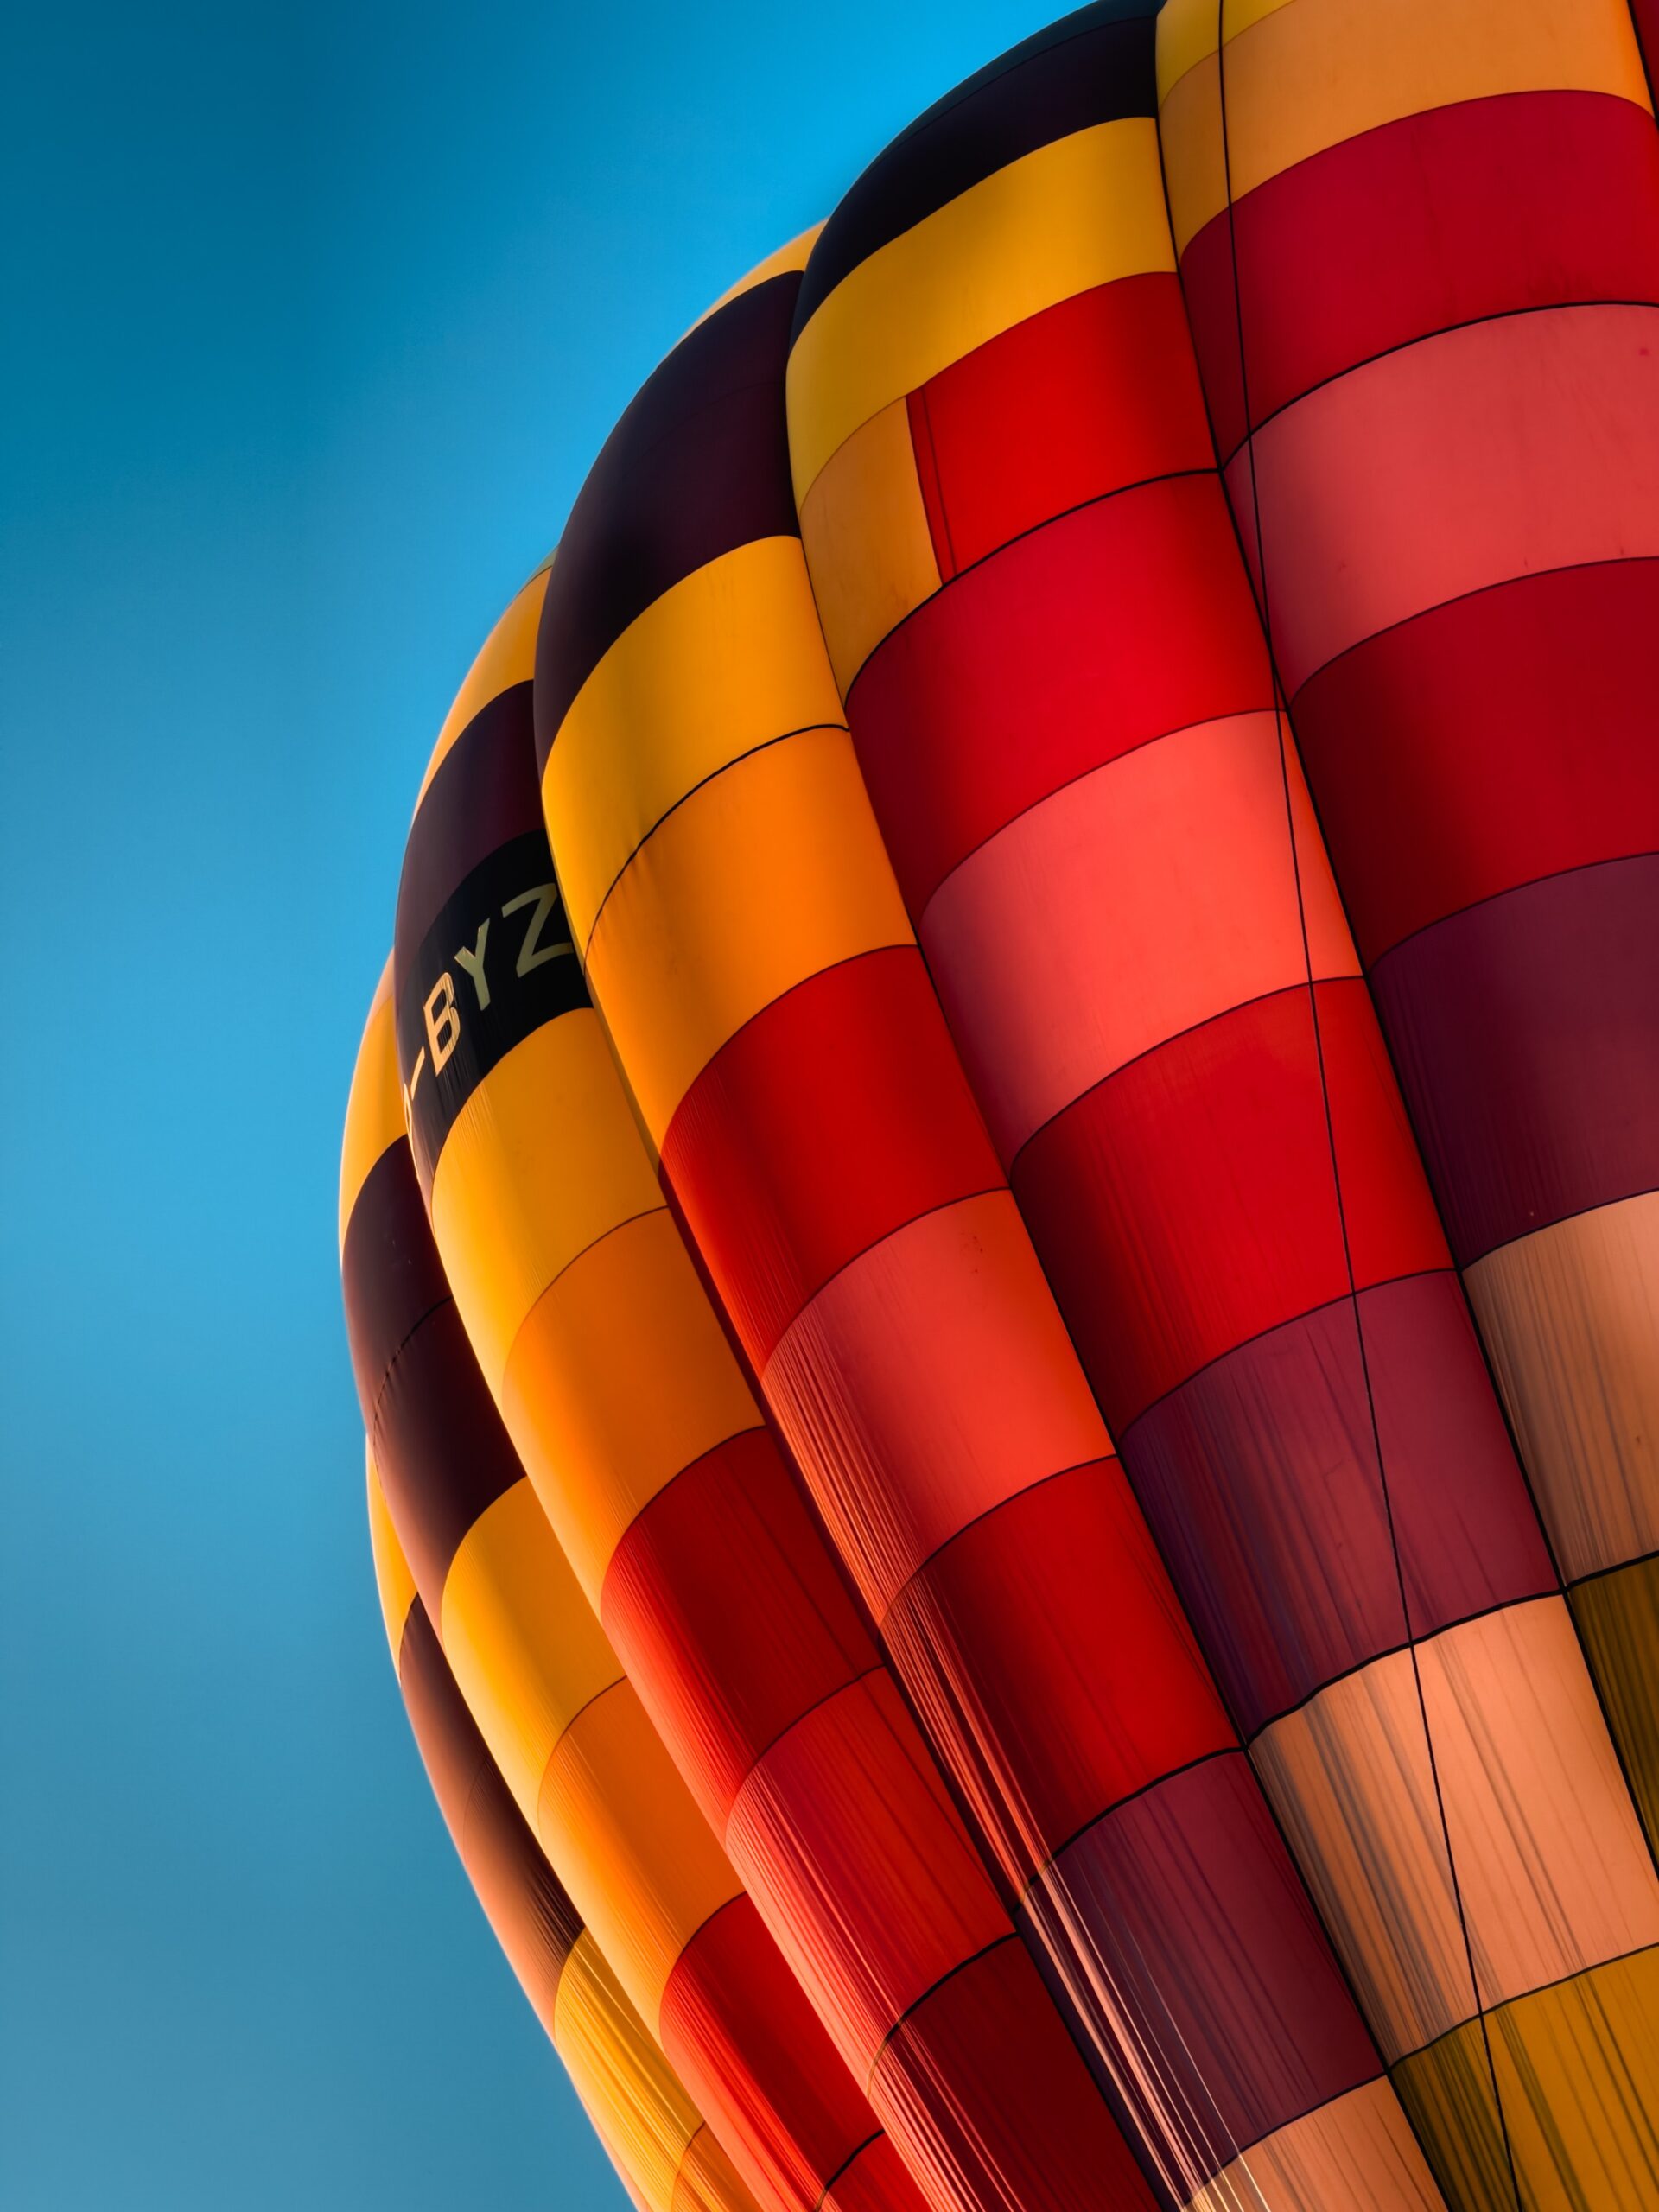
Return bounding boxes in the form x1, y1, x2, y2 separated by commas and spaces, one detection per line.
1180, 90, 1659, 459
821, 2138, 915, 2212
881, 1461, 1232, 1881
600, 1427, 877, 1832
661, 950, 1002, 1370
1013, 982, 1446, 1429
726, 1673, 1007, 2075
905, 389, 956, 579
849, 474, 1271, 916
1372, 855, 1659, 1265
911, 273, 1214, 574
869, 1939, 1160, 2212
660, 1901, 903, 2212
1291, 559, 1659, 963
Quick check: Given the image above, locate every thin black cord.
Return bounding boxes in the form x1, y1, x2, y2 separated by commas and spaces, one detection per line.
1211, 7, 1525, 2205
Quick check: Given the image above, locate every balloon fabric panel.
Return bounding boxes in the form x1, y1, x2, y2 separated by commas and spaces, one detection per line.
340, 6, 1659, 2209
394, 530, 1167, 2211
537, 22, 1431, 2209
364, 1449, 760, 2212
344, 961, 920, 2212
1159, 0, 1659, 2202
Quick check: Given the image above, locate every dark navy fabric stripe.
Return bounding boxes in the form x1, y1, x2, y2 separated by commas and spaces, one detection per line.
792, 5, 1157, 336
536, 273, 800, 765
343, 1136, 451, 1424
395, 830, 589, 1189
397, 681, 542, 965
398, 1598, 584, 2008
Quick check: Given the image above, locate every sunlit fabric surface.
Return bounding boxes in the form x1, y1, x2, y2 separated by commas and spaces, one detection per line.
342, 7, 1659, 2209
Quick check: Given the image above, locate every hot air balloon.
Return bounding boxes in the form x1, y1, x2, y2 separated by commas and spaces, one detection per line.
342, 7, 1659, 2209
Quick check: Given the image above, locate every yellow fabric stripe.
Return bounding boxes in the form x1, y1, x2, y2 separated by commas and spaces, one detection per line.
368, 1476, 748, 2212
429, 1012, 662, 1392
1155, 0, 1299, 105
339, 957, 402, 1251
1164, 0, 1652, 252
414, 561, 554, 810
583, 726, 914, 1144
798, 398, 940, 698
553, 1930, 706, 2212
365, 1444, 417, 1664
1396, 1946, 1659, 2212
440, 1476, 625, 1825
503, 1208, 761, 1605
544, 537, 846, 952
538, 1684, 745, 2028
1489, 1943, 1659, 2210
1571, 1558, 1659, 1853
787, 117, 1173, 504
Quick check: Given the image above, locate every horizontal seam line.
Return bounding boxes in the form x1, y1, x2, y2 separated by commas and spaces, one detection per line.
724, 1666, 890, 1832
1368, 846, 1659, 969
1224, 292, 1659, 456
760, 1183, 1008, 1373
880, 1453, 1115, 1628
1461, 1177, 1659, 1274
918, 694, 1277, 917
657, 941, 916, 1166
843, 465, 1215, 708
1007, 973, 1365, 1179
1393, 1930, 1659, 2066
1113, 1267, 1450, 1440
863, 1934, 1017, 2088
573, 719, 849, 955
1567, 1544, 1659, 1594
1289, 552, 1659, 704
811, 2131, 881, 2211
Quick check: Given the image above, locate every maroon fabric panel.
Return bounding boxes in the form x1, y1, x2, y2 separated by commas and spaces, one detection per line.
396, 683, 541, 959
881, 1460, 1234, 1881
1011, 988, 1351, 1429
601, 1427, 878, 1831
1291, 560, 1659, 963
1020, 1751, 1381, 2180
1179, 91, 1659, 459
342, 1122, 521, 1613
370, 1297, 525, 1620
870, 1936, 1162, 2212
1120, 1275, 1560, 1735
1121, 1297, 1406, 1733
1370, 855, 1659, 1264
397, 1600, 581, 2034
341, 1136, 452, 1428
1357, 1271, 1557, 1637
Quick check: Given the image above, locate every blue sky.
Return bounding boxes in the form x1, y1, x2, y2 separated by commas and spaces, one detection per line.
1, 3, 1073, 2207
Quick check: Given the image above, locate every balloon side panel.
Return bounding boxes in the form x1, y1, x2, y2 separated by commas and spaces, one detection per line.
1161, 0, 1659, 2202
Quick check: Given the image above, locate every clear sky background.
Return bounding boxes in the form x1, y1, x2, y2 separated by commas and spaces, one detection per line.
2, 3, 1077, 2208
